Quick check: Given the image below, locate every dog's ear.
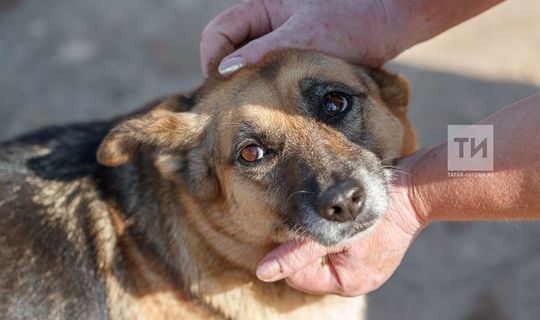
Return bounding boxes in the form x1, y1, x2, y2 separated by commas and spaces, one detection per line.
368, 68, 416, 156
97, 102, 208, 167
367, 69, 410, 112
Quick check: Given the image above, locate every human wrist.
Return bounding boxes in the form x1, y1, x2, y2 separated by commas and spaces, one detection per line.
354, 0, 409, 65
378, 0, 445, 56
375, 0, 422, 60
393, 149, 433, 230
380, 0, 505, 58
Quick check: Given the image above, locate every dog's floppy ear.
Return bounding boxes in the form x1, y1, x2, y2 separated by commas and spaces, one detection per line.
368, 68, 416, 156
367, 69, 410, 112
97, 102, 208, 167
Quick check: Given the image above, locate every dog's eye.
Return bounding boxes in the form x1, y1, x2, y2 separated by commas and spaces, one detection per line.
321, 93, 351, 118
240, 145, 265, 162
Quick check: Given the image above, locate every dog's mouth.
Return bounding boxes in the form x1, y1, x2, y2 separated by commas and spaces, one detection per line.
280, 218, 378, 247
289, 209, 381, 246
351, 217, 378, 233
278, 169, 389, 246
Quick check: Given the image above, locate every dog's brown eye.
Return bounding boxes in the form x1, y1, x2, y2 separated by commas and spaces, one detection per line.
322, 93, 350, 117
240, 145, 265, 162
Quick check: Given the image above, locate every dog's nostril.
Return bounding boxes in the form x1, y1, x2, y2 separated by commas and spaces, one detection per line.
324, 205, 347, 222
351, 191, 361, 204
321, 202, 351, 222
317, 180, 364, 223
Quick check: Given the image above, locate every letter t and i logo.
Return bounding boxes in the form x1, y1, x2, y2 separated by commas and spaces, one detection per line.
448, 125, 494, 172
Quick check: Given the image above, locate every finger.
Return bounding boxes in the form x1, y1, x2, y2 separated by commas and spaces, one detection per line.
217, 16, 321, 76
285, 261, 341, 295
286, 252, 368, 296
216, 28, 289, 75
255, 239, 329, 282
200, 1, 272, 76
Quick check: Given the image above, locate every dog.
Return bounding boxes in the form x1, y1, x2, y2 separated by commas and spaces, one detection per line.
0, 49, 415, 319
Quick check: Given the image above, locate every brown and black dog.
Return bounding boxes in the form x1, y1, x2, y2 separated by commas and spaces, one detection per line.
0, 49, 415, 319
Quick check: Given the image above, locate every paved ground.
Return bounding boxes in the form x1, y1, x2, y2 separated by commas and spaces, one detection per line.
1, 1, 539, 319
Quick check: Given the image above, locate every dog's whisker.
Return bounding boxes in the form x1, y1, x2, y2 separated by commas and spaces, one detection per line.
378, 156, 398, 164
285, 190, 313, 202
386, 169, 410, 176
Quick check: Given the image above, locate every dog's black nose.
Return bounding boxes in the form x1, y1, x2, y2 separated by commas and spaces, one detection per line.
317, 180, 364, 222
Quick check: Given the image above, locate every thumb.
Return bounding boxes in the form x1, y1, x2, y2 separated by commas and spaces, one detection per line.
256, 239, 329, 282
200, 1, 275, 77
217, 27, 291, 76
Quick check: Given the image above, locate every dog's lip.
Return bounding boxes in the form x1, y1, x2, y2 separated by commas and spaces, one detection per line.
280, 217, 379, 246
352, 218, 378, 232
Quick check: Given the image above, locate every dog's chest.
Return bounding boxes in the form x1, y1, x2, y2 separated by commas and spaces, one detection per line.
199, 277, 367, 320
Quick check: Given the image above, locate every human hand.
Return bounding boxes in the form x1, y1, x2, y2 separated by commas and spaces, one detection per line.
200, 0, 404, 76
255, 155, 428, 296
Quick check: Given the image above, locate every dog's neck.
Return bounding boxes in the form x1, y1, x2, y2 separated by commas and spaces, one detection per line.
102, 155, 366, 320
105, 156, 276, 304
143, 188, 361, 320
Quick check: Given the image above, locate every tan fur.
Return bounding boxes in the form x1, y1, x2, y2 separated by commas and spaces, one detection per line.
90, 49, 415, 319
98, 190, 366, 320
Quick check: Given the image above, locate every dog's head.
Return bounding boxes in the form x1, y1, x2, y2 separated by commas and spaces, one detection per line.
97, 49, 414, 247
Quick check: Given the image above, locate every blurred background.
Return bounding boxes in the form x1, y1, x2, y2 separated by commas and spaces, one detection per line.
1, 0, 539, 319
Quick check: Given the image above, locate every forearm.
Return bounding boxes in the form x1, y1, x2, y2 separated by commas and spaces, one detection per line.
409, 93, 540, 222
385, 0, 504, 55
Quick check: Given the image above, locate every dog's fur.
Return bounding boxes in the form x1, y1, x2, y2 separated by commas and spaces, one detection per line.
0, 49, 415, 319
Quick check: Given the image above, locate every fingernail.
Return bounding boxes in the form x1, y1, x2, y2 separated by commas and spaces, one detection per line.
218, 55, 246, 76
256, 259, 281, 282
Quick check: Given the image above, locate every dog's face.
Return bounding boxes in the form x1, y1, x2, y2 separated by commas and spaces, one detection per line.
98, 50, 414, 247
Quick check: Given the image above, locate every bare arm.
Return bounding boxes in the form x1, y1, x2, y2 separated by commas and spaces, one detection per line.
411, 93, 540, 222
389, 0, 504, 55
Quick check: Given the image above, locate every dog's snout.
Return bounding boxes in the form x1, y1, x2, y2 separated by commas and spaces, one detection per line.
316, 180, 364, 222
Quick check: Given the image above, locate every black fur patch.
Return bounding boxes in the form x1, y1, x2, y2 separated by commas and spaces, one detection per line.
258, 58, 281, 80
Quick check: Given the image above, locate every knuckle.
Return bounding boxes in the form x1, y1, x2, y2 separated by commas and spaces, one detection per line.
224, 2, 248, 19
207, 4, 242, 31
201, 24, 212, 39
201, 18, 220, 39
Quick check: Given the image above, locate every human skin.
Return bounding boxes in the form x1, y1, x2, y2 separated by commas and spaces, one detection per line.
254, 93, 540, 296
200, 0, 503, 76
200, 0, 517, 296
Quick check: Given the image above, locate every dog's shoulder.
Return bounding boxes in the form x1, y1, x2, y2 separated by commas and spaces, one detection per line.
1, 122, 111, 176
0, 122, 112, 319
0, 122, 112, 215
